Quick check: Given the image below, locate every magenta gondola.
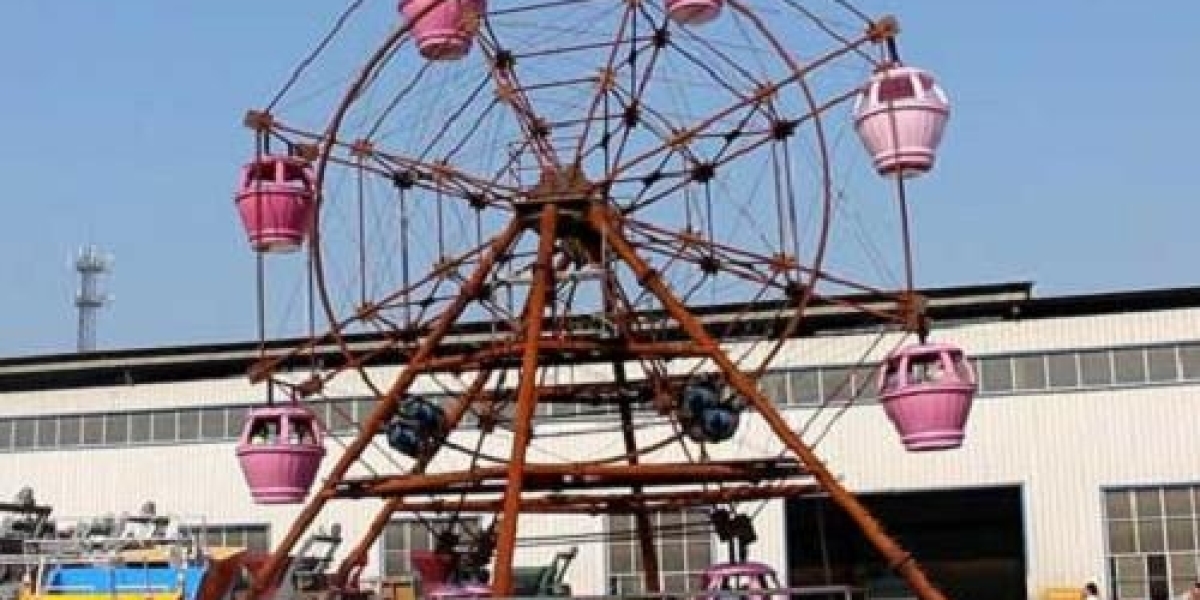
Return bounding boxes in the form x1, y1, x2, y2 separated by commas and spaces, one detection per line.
234, 155, 315, 253
878, 342, 977, 451
854, 65, 951, 178
400, 0, 486, 61
666, 0, 724, 25
235, 404, 326, 504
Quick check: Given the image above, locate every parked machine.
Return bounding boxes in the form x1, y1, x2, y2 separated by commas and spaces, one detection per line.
232, 525, 344, 600
511, 548, 576, 598
0, 489, 55, 600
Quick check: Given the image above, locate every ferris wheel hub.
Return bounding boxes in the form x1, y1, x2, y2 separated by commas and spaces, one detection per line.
514, 165, 605, 228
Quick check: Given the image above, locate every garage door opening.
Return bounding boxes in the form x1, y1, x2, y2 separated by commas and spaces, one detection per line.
786, 486, 1026, 600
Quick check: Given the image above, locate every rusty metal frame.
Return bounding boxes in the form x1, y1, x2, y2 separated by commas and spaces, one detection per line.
243, 4, 949, 600
248, 199, 944, 600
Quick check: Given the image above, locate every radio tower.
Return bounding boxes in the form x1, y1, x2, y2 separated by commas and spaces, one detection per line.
74, 246, 112, 352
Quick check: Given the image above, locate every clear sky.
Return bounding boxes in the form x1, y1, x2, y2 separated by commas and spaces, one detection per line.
1, 1, 1198, 357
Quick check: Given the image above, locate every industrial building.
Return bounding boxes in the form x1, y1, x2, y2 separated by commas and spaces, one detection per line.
1, 281, 1198, 600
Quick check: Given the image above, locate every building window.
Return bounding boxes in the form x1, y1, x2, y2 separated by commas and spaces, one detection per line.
176, 409, 201, 442
198, 407, 225, 439
151, 411, 177, 443
324, 400, 359, 434
787, 370, 820, 405
104, 413, 129, 445
759, 373, 788, 405
380, 518, 482, 578
184, 524, 271, 554
129, 413, 151, 444
820, 367, 856, 403
35, 418, 57, 448
1046, 352, 1080, 388
355, 399, 376, 423
1146, 347, 1179, 382
1178, 344, 1200, 380
852, 364, 878, 400
13, 420, 35, 449
607, 511, 712, 595
978, 356, 1014, 393
549, 401, 584, 418
1080, 350, 1113, 386
226, 407, 249, 439
1112, 348, 1148, 385
1013, 354, 1048, 390
81, 415, 104, 446
58, 415, 82, 447
1104, 485, 1200, 600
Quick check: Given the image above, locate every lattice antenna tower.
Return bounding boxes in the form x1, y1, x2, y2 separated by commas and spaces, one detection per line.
74, 246, 113, 352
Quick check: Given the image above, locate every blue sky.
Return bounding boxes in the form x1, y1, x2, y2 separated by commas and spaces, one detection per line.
1, 1, 1198, 356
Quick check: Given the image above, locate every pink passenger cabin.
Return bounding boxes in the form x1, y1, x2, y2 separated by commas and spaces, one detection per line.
234, 155, 316, 253
666, 0, 724, 25
878, 342, 977, 451
854, 65, 951, 178
235, 404, 326, 504
700, 561, 786, 600
400, 0, 486, 61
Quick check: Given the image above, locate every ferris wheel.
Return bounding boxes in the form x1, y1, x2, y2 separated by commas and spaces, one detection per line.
229, 2, 977, 599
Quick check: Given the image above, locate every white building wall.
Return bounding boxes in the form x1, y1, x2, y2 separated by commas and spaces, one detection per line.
0, 306, 1197, 598
799, 384, 1200, 596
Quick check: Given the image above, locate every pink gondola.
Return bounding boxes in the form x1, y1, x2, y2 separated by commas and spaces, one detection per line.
234, 155, 315, 253
235, 404, 326, 504
878, 342, 977, 451
853, 65, 951, 178
400, 0, 486, 61
666, 0, 724, 25
700, 562, 785, 600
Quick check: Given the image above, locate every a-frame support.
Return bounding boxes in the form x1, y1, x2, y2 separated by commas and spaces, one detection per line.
249, 199, 948, 600
588, 204, 948, 600
248, 218, 525, 598
490, 204, 559, 593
